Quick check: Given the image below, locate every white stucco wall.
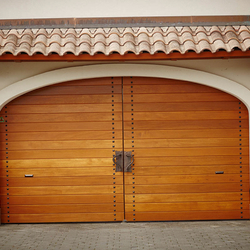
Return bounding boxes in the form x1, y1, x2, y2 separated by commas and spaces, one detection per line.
0, 0, 249, 19
1, 58, 250, 111
0, 59, 250, 90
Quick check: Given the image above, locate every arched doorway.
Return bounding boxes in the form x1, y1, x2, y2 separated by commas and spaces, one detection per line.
0, 76, 249, 223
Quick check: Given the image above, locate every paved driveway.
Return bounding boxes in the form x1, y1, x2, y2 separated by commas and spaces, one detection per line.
0, 220, 250, 250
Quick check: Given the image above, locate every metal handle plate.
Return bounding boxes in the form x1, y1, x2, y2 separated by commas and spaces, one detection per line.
113, 151, 123, 172
124, 151, 134, 172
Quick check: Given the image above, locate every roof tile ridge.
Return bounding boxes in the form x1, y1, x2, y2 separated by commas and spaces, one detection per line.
166, 26, 179, 35
59, 28, 68, 35
218, 26, 226, 32
190, 26, 198, 33
175, 26, 184, 33
132, 27, 140, 33
145, 27, 165, 37
108, 28, 123, 37
45, 28, 54, 35
222, 26, 238, 36
238, 25, 250, 34
7, 29, 20, 38
160, 27, 169, 33
0, 29, 11, 36
181, 27, 193, 35
78, 28, 95, 37
195, 26, 208, 34
63, 28, 80, 37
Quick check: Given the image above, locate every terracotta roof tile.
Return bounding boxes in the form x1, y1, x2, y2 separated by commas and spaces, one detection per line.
0, 25, 249, 56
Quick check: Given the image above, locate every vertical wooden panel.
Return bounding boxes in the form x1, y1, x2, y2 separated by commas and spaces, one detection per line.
123, 77, 249, 222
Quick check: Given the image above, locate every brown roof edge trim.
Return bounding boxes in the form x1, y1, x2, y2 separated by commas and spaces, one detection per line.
0, 16, 250, 29
1, 50, 250, 62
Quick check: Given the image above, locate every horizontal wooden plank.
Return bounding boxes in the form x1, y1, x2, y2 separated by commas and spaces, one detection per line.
129, 165, 249, 175
2, 203, 124, 214
124, 129, 249, 139
123, 77, 193, 86
6, 113, 122, 123
0, 166, 116, 175
123, 94, 238, 103
124, 102, 245, 112
0, 149, 120, 159
1, 185, 123, 195
125, 201, 249, 212
125, 138, 249, 147
123, 84, 221, 94
124, 175, 249, 184
0, 158, 114, 168
125, 193, 249, 203
125, 183, 249, 193
1, 131, 123, 141
125, 210, 249, 221
56, 77, 122, 86
2, 129, 246, 141
124, 138, 249, 148
1, 212, 124, 223
124, 120, 248, 130
2, 146, 247, 157
0, 194, 124, 205
123, 147, 249, 157
1, 140, 123, 150
22, 85, 122, 96
6, 104, 122, 114
124, 111, 248, 121
133, 156, 249, 166
2, 150, 247, 161
0, 122, 122, 132
9, 95, 122, 105
0, 176, 123, 186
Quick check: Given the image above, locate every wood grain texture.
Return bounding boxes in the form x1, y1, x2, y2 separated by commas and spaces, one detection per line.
123, 102, 245, 111
1, 77, 123, 223
1, 77, 249, 223
125, 211, 249, 221
124, 138, 249, 147
2, 203, 124, 214
125, 201, 249, 212
0, 176, 123, 185
0, 194, 123, 205
125, 192, 249, 203
124, 175, 248, 184
1, 185, 123, 195
123, 77, 249, 222
125, 183, 249, 193
123, 95, 239, 103
1, 213, 124, 223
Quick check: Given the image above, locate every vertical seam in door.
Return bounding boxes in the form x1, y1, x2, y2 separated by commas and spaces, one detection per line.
121, 77, 126, 220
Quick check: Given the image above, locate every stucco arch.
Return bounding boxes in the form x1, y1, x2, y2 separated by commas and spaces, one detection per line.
0, 64, 250, 111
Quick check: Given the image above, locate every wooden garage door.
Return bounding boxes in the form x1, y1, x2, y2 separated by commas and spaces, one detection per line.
123, 77, 249, 221
0, 77, 249, 223
0, 77, 124, 223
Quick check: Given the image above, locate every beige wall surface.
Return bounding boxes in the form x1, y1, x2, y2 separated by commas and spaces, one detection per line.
0, 0, 249, 19
0, 59, 250, 90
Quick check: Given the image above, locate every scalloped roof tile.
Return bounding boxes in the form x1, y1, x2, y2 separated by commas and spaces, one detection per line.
0, 25, 249, 56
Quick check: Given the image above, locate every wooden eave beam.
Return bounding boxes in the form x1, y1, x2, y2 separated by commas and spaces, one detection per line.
0, 50, 250, 62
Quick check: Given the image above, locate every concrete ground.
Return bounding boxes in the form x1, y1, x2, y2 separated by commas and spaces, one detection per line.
0, 220, 250, 250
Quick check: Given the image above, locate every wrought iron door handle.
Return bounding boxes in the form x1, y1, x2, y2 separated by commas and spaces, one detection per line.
124, 151, 134, 172
113, 151, 123, 172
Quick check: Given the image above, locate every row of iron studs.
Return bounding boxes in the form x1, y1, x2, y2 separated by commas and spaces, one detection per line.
5, 106, 10, 223
111, 78, 117, 221
239, 102, 244, 219
130, 77, 136, 221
